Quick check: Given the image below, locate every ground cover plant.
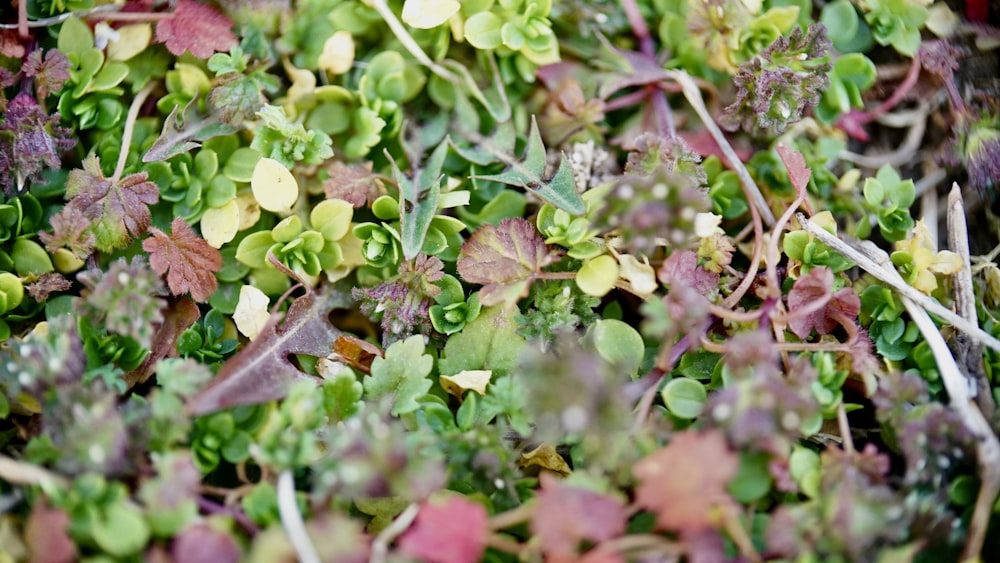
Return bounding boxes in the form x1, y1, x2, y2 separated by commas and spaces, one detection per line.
0, 0, 999, 561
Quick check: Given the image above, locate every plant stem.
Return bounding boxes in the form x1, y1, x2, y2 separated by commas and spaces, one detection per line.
277, 470, 320, 563
363, 0, 458, 83
112, 81, 156, 185
488, 501, 534, 530
196, 496, 260, 535
370, 502, 420, 563
0, 3, 121, 29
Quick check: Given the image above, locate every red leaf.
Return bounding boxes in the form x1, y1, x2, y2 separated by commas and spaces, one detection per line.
25, 499, 76, 563
155, 0, 237, 59
186, 285, 343, 415
323, 161, 385, 208
531, 473, 627, 558
658, 250, 719, 295
126, 297, 201, 388
398, 496, 489, 563
65, 155, 159, 252
775, 144, 811, 195
457, 218, 561, 306
172, 524, 241, 563
142, 217, 222, 302
786, 267, 860, 339
633, 430, 739, 533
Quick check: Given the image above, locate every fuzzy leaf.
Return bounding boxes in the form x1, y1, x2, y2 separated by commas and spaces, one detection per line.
473, 118, 585, 215
323, 161, 384, 207
363, 334, 433, 416
0, 93, 75, 194
155, 0, 237, 59
457, 218, 561, 306
65, 155, 159, 252
398, 496, 489, 563
633, 430, 739, 532
143, 218, 222, 303
186, 286, 344, 415
23, 49, 71, 99
786, 266, 860, 339
776, 144, 811, 195
658, 250, 720, 295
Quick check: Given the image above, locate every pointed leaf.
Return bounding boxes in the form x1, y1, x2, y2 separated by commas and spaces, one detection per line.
473, 118, 585, 215
393, 140, 449, 260
186, 286, 343, 415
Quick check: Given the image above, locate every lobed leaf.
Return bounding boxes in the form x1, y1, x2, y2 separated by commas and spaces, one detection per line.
457, 218, 561, 307
143, 218, 223, 303
155, 0, 237, 59
363, 334, 433, 416
65, 155, 159, 252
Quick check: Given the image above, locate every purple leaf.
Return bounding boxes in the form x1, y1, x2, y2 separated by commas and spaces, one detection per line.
457, 218, 561, 306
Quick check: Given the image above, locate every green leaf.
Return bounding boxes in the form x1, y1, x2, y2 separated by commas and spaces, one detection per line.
661, 378, 707, 419
364, 335, 433, 416
91, 502, 151, 557
589, 319, 644, 378
727, 451, 773, 503
322, 368, 364, 422
464, 12, 504, 50
473, 118, 585, 215
439, 305, 526, 377
457, 218, 561, 306
393, 140, 449, 260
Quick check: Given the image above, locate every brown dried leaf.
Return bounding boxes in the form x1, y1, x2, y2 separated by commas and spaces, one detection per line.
126, 297, 201, 388
142, 217, 222, 303
786, 266, 860, 339
323, 161, 385, 208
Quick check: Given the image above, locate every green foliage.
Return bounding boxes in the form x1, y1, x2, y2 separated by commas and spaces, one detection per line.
862, 165, 915, 243
56, 17, 128, 130
364, 334, 433, 416
861, 0, 928, 56
463, 0, 560, 81
815, 53, 877, 124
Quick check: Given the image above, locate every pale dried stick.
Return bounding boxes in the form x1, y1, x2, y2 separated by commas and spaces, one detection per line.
663, 70, 776, 227
796, 213, 1000, 354
796, 211, 1000, 560
277, 470, 320, 563
947, 184, 995, 417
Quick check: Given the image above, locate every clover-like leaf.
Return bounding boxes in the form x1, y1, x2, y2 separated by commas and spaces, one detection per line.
143, 218, 223, 303
457, 218, 561, 306
64, 155, 159, 252
364, 334, 433, 416
786, 266, 860, 339
633, 429, 739, 532
155, 0, 237, 59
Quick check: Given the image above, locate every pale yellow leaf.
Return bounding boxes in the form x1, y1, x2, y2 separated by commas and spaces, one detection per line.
233, 285, 271, 340
318, 30, 355, 75
401, 0, 460, 29
518, 444, 571, 477
576, 254, 619, 297
617, 254, 657, 297
440, 370, 492, 399
235, 190, 262, 231
200, 199, 241, 248
251, 158, 299, 214
106, 24, 151, 61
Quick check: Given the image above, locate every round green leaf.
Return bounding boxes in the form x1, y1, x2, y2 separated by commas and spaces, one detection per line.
590, 318, 644, 377
576, 254, 619, 297
660, 378, 707, 419
91, 503, 151, 557
465, 12, 504, 50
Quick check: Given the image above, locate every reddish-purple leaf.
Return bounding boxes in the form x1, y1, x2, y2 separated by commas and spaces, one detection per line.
23, 49, 71, 99
186, 286, 343, 415
633, 430, 739, 533
65, 155, 159, 252
531, 473, 627, 558
323, 161, 385, 208
776, 144, 811, 195
155, 0, 237, 59
126, 297, 201, 388
658, 250, 719, 296
25, 499, 76, 563
172, 524, 241, 563
398, 496, 489, 563
457, 218, 561, 306
25, 272, 72, 303
40, 204, 96, 259
143, 217, 222, 303
786, 267, 860, 339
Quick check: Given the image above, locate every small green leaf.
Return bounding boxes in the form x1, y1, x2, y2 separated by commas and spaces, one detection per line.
91, 502, 151, 557
589, 319, 644, 377
464, 12, 504, 50
660, 378, 707, 419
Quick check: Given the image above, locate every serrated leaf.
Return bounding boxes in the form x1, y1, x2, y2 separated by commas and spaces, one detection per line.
155, 0, 237, 59
473, 117, 585, 215
143, 217, 222, 303
363, 334, 433, 416
457, 218, 561, 306
64, 155, 159, 252
186, 285, 344, 415
775, 144, 811, 195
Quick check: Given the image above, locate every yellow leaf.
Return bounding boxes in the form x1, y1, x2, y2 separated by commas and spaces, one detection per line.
518, 444, 571, 477
200, 200, 241, 248
576, 254, 619, 297
401, 0, 460, 29
929, 250, 963, 275
234, 190, 262, 231
439, 370, 492, 399
233, 285, 271, 340
617, 254, 657, 297
106, 24, 151, 61
251, 158, 299, 214
282, 57, 316, 106
318, 30, 355, 75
